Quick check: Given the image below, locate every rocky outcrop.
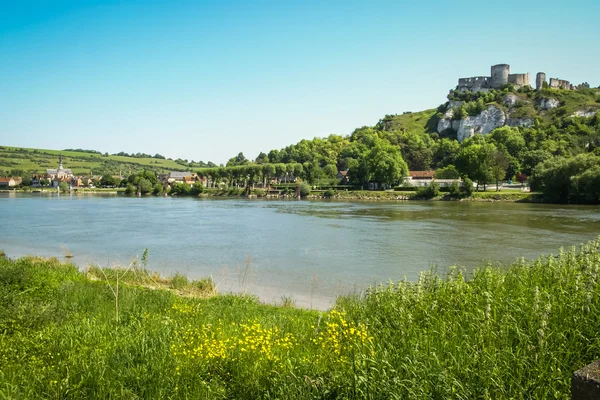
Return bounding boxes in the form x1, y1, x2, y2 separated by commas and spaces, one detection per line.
503, 94, 520, 107
537, 97, 560, 110
454, 105, 506, 142
571, 109, 598, 118
437, 105, 506, 142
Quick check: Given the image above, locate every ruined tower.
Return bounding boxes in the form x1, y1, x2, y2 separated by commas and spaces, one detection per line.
491, 64, 510, 89
536, 72, 546, 90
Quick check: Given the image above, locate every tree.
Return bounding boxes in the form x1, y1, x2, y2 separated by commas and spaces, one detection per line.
570, 165, 600, 203
490, 150, 509, 191
456, 142, 496, 191
138, 178, 153, 195
515, 172, 527, 187
255, 152, 269, 164
366, 140, 408, 188
531, 153, 600, 203
262, 164, 276, 187
434, 165, 460, 179
153, 183, 164, 195
432, 139, 460, 168
100, 175, 117, 187
58, 181, 69, 193
226, 152, 249, 167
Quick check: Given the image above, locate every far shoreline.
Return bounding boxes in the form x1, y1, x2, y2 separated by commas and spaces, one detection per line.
2, 187, 548, 203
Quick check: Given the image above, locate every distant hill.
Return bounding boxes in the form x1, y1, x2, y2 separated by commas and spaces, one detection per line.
0, 146, 195, 176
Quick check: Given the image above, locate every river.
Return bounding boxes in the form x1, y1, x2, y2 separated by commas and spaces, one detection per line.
1, 192, 599, 309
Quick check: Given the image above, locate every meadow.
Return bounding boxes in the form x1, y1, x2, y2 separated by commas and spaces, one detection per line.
0, 238, 599, 399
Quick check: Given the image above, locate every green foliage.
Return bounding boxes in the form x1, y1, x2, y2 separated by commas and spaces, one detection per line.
190, 181, 204, 195
170, 272, 189, 290
58, 181, 69, 193
297, 182, 311, 197
125, 183, 136, 195
366, 139, 408, 187
99, 175, 121, 188
531, 153, 600, 203
456, 140, 497, 190
170, 182, 192, 196
415, 182, 440, 199
461, 177, 474, 196
138, 178, 153, 194
448, 180, 461, 197
434, 164, 460, 179
153, 183, 164, 195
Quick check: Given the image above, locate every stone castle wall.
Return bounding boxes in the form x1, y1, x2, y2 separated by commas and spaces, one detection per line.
549, 78, 572, 90
508, 73, 530, 87
536, 72, 547, 90
490, 64, 510, 88
457, 64, 574, 92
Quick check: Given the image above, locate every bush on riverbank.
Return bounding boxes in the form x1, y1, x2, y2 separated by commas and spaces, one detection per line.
1, 239, 599, 398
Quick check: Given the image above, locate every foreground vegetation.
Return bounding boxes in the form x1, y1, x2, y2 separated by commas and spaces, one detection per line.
1, 238, 600, 399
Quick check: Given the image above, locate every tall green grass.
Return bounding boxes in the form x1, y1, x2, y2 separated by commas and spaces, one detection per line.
1, 239, 599, 399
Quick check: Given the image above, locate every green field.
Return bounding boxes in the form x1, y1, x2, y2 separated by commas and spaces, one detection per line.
0, 146, 191, 176
1, 238, 599, 398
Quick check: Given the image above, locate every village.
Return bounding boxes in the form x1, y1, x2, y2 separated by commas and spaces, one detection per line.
0, 154, 478, 193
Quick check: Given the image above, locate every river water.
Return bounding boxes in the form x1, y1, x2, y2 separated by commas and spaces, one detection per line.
1, 192, 599, 308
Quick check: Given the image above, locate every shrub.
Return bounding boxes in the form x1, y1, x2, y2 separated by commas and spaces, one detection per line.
297, 182, 311, 197
461, 177, 474, 196
192, 277, 216, 293
415, 182, 440, 199
170, 272, 189, 290
323, 188, 335, 198
190, 182, 204, 195
448, 181, 461, 197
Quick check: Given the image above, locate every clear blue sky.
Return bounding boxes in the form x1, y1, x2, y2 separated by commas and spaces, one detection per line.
1, 0, 598, 164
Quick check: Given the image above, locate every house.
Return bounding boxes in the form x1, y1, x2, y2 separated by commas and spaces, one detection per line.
71, 176, 84, 188
163, 171, 193, 184
163, 171, 204, 187
405, 170, 461, 188
404, 171, 435, 187
31, 174, 45, 187
0, 177, 20, 188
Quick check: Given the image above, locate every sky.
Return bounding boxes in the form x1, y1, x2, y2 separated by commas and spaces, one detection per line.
1, 0, 598, 164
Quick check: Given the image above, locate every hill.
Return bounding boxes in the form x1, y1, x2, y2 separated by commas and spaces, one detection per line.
0, 146, 198, 176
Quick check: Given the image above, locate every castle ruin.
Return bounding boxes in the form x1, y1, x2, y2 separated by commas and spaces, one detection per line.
456, 64, 572, 92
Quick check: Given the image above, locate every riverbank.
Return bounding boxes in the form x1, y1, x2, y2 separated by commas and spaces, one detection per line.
1, 238, 599, 398
0, 187, 548, 203
198, 188, 545, 203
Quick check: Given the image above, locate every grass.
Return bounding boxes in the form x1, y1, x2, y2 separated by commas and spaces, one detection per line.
1, 238, 600, 398
379, 109, 438, 135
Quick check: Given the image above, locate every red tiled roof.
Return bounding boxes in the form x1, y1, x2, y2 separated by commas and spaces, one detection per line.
0, 177, 12, 183
409, 170, 435, 179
